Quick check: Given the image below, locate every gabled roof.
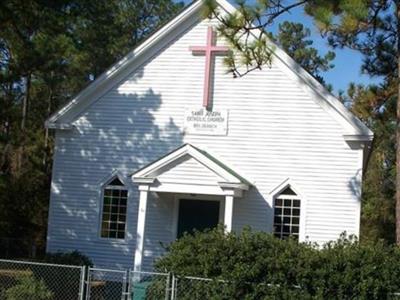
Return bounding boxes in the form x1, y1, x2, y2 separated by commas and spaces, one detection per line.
131, 143, 250, 190
45, 0, 373, 141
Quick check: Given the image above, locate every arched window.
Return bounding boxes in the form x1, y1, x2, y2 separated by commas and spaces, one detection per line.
273, 187, 301, 240
101, 177, 127, 239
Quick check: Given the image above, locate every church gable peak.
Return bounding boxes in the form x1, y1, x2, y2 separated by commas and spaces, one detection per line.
45, 0, 372, 141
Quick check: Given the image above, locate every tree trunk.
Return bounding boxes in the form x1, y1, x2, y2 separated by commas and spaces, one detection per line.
396, 1, 400, 244
43, 88, 52, 169
1, 87, 11, 173
17, 74, 31, 174
21, 74, 31, 131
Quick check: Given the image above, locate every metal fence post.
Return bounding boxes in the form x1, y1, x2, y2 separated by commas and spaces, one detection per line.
122, 269, 130, 300
85, 266, 92, 300
170, 275, 177, 300
79, 265, 86, 300
164, 272, 171, 300
128, 269, 133, 300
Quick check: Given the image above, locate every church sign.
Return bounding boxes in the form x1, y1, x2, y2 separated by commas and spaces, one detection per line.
184, 108, 228, 135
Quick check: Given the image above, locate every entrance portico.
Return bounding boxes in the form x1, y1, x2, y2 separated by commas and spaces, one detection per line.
131, 144, 250, 272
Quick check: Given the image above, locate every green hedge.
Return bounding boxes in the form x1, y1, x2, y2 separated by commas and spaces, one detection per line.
3, 274, 53, 300
155, 227, 400, 299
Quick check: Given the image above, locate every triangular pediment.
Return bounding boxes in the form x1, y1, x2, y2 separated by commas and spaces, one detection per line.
132, 144, 249, 190
154, 154, 225, 185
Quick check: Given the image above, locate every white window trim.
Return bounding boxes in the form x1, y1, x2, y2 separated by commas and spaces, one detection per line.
97, 170, 131, 243
269, 178, 307, 242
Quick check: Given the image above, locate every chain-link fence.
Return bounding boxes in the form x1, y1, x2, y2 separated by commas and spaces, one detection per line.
86, 267, 129, 300
1, 258, 400, 300
0, 258, 235, 300
0, 259, 85, 300
130, 271, 170, 300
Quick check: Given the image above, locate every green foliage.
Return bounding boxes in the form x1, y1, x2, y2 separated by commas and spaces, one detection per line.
316, 0, 396, 243
155, 228, 400, 299
3, 274, 53, 300
204, 0, 278, 77
206, 1, 336, 85
24, 251, 93, 299
272, 21, 335, 87
305, 0, 370, 33
40, 250, 93, 266
346, 83, 396, 243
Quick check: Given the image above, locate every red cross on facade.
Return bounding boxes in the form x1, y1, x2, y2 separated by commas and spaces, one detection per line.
189, 26, 229, 110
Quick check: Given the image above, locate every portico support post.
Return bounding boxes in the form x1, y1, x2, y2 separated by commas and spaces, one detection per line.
224, 194, 234, 232
134, 184, 149, 273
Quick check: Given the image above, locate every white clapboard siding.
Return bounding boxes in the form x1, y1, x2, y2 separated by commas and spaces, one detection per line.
46, 15, 363, 271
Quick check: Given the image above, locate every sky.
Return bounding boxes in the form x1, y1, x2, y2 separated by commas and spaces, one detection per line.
176, 0, 382, 95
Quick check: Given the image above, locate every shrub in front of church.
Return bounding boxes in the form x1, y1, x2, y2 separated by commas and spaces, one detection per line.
30, 251, 93, 299
3, 274, 53, 300
154, 227, 400, 299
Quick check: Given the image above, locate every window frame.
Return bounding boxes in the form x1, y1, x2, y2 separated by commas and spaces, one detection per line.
273, 190, 301, 240
98, 172, 129, 242
269, 179, 307, 242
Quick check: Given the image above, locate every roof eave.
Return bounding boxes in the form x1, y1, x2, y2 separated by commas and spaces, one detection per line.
343, 134, 374, 142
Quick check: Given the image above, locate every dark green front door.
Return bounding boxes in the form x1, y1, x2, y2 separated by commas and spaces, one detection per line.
177, 199, 220, 238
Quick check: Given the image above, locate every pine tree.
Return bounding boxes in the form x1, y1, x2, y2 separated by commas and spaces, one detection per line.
272, 21, 335, 88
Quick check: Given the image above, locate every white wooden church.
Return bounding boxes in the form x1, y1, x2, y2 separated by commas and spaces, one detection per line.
45, 0, 373, 271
